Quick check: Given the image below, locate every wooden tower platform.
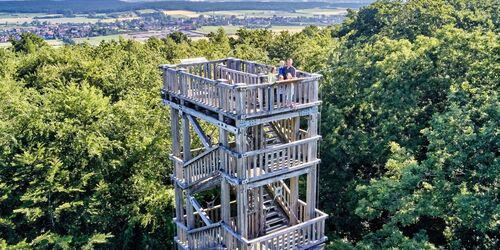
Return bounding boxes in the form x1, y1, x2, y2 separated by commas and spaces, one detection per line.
160, 58, 327, 249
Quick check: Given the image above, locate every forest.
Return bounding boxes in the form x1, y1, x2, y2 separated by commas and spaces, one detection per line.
0, 0, 498, 249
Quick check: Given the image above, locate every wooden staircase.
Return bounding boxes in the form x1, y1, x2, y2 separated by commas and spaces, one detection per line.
263, 190, 289, 233
263, 123, 283, 146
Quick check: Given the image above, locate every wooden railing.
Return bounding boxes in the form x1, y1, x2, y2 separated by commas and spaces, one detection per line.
184, 146, 220, 185
235, 78, 320, 117
217, 65, 266, 84
223, 136, 321, 180
175, 221, 224, 250
180, 59, 226, 80
161, 59, 321, 117
169, 146, 221, 186
221, 209, 328, 250
226, 59, 271, 75
175, 200, 326, 250
173, 137, 319, 186
175, 222, 189, 249
188, 223, 224, 250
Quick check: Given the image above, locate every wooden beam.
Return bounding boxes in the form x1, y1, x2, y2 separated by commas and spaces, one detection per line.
246, 160, 320, 188
187, 115, 212, 150
290, 176, 299, 225
182, 114, 191, 162
186, 192, 195, 229
236, 128, 248, 241
182, 114, 195, 229
237, 105, 319, 128
306, 113, 318, 220
162, 99, 238, 133
171, 107, 186, 234
188, 195, 213, 226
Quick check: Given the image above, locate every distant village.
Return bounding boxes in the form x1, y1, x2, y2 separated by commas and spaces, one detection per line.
0, 11, 346, 43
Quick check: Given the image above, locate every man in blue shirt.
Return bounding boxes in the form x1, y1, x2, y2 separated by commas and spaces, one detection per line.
284, 58, 296, 79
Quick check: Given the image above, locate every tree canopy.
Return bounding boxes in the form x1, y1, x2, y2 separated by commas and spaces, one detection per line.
0, 0, 498, 249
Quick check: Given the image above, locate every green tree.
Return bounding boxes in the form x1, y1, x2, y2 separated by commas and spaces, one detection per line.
9, 32, 49, 53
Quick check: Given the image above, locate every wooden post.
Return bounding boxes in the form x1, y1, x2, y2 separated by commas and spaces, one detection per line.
219, 113, 232, 247
236, 128, 248, 245
306, 113, 318, 220
182, 113, 195, 229
171, 107, 185, 234
290, 176, 299, 224
235, 84, 246, 116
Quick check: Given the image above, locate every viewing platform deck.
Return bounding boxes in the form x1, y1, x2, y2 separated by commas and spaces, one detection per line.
160, 58, 321, 128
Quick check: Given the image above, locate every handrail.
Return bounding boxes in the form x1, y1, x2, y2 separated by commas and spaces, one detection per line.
175, 220, 223, 235
247, 212, 327, 244
242, 135, 321, 157
219, 208, 328, 244
217, 65, 261, 78
183, 145, 219, 167
177, 59, 226, 67
178, 71, 218, 85
178, 70, 235, 89
188, 222, 222, 234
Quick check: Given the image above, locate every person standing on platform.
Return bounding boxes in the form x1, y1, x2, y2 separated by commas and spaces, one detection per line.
284, 58, 296, 80
278, 60, 286, 80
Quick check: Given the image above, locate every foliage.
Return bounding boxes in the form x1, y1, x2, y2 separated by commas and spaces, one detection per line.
321, 0, 499, 249
9, 33, 49, 53
0, 0, 498, 249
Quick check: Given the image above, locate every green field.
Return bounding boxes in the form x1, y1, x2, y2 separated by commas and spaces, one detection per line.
0, 12, 138, 25
196, 8, 347, 18
196, 25, 306, 35
135, 9, 158, 14
164, 8, 348, 19
0, 39, 63, 47
295, 8, 347, 16
73, 34, 127, 45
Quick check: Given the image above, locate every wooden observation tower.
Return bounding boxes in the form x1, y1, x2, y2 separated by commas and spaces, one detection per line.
161, 58, 327, 249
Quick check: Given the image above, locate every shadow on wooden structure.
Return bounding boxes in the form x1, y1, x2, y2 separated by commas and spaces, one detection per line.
161, 58, 327, 250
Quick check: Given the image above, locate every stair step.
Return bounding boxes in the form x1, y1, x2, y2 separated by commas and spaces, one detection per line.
266, 217, 287, 225
266, 211, 279, 218
267, 223, 288, 233
264, 205, 276, 210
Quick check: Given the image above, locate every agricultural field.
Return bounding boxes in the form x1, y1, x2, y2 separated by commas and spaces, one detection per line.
73, 34, 126, 45
163, 10, 200, 18
295, 8, 347, 16
196, 8, 347, 18
195, 25, 306, 35
135, 9, 158, 14
0, 39, 63, 47
0, 12, 138, 25
162, 8, 347, 19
